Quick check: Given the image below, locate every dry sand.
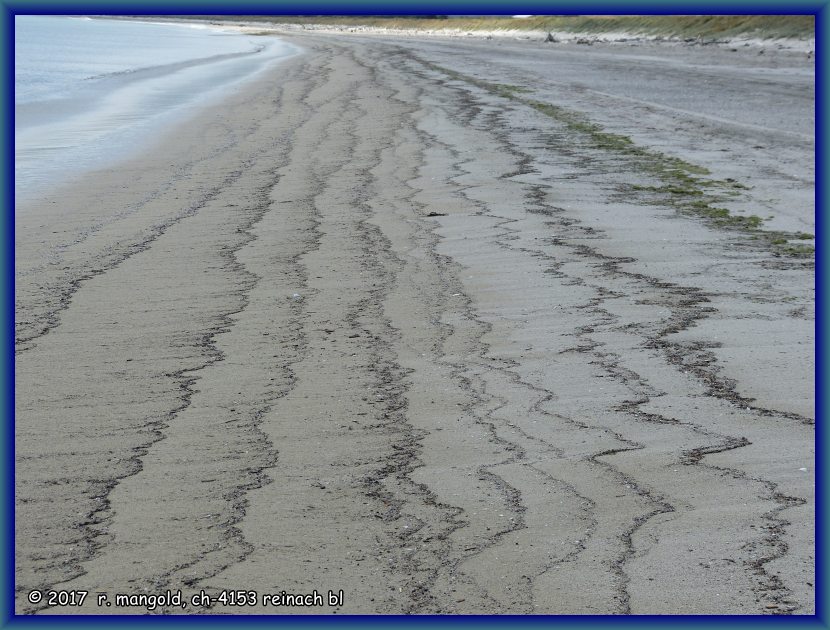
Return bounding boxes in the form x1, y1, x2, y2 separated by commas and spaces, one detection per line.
15, 32, 814, 615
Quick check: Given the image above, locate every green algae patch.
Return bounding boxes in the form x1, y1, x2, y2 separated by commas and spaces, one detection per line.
421, 62, 812, 259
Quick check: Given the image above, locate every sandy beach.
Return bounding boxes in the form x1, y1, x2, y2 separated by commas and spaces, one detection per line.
15, 31, 814, 615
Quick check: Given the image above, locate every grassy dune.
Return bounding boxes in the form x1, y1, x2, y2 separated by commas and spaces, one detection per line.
213, 15, 814, 40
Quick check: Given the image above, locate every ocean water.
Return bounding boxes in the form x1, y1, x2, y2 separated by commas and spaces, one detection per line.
15, 16, 298, 202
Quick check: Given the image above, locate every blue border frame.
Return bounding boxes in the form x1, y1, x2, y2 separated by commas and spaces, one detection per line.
818, 5, 827, 629
2, 2, 825, 627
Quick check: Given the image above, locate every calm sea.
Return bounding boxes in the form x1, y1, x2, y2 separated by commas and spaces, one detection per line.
15, 16, 298, 202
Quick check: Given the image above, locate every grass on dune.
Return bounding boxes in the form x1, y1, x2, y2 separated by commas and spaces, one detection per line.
207, 15, 814, 40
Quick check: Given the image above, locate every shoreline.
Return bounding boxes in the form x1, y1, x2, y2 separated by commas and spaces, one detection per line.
15, 31, 814, 614
15, 16, 300, 204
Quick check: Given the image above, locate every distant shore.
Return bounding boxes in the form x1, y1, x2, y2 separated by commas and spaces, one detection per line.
16, 29, 814, 615
143, 14, 815, 52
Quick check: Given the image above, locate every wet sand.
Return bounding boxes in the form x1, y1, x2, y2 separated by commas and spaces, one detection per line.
15, 33, 814, 615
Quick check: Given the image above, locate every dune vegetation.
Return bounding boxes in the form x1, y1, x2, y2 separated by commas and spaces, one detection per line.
208, 14, 815, 40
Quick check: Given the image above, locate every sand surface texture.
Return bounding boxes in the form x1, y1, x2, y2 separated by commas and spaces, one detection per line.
15, 34, 814, 615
